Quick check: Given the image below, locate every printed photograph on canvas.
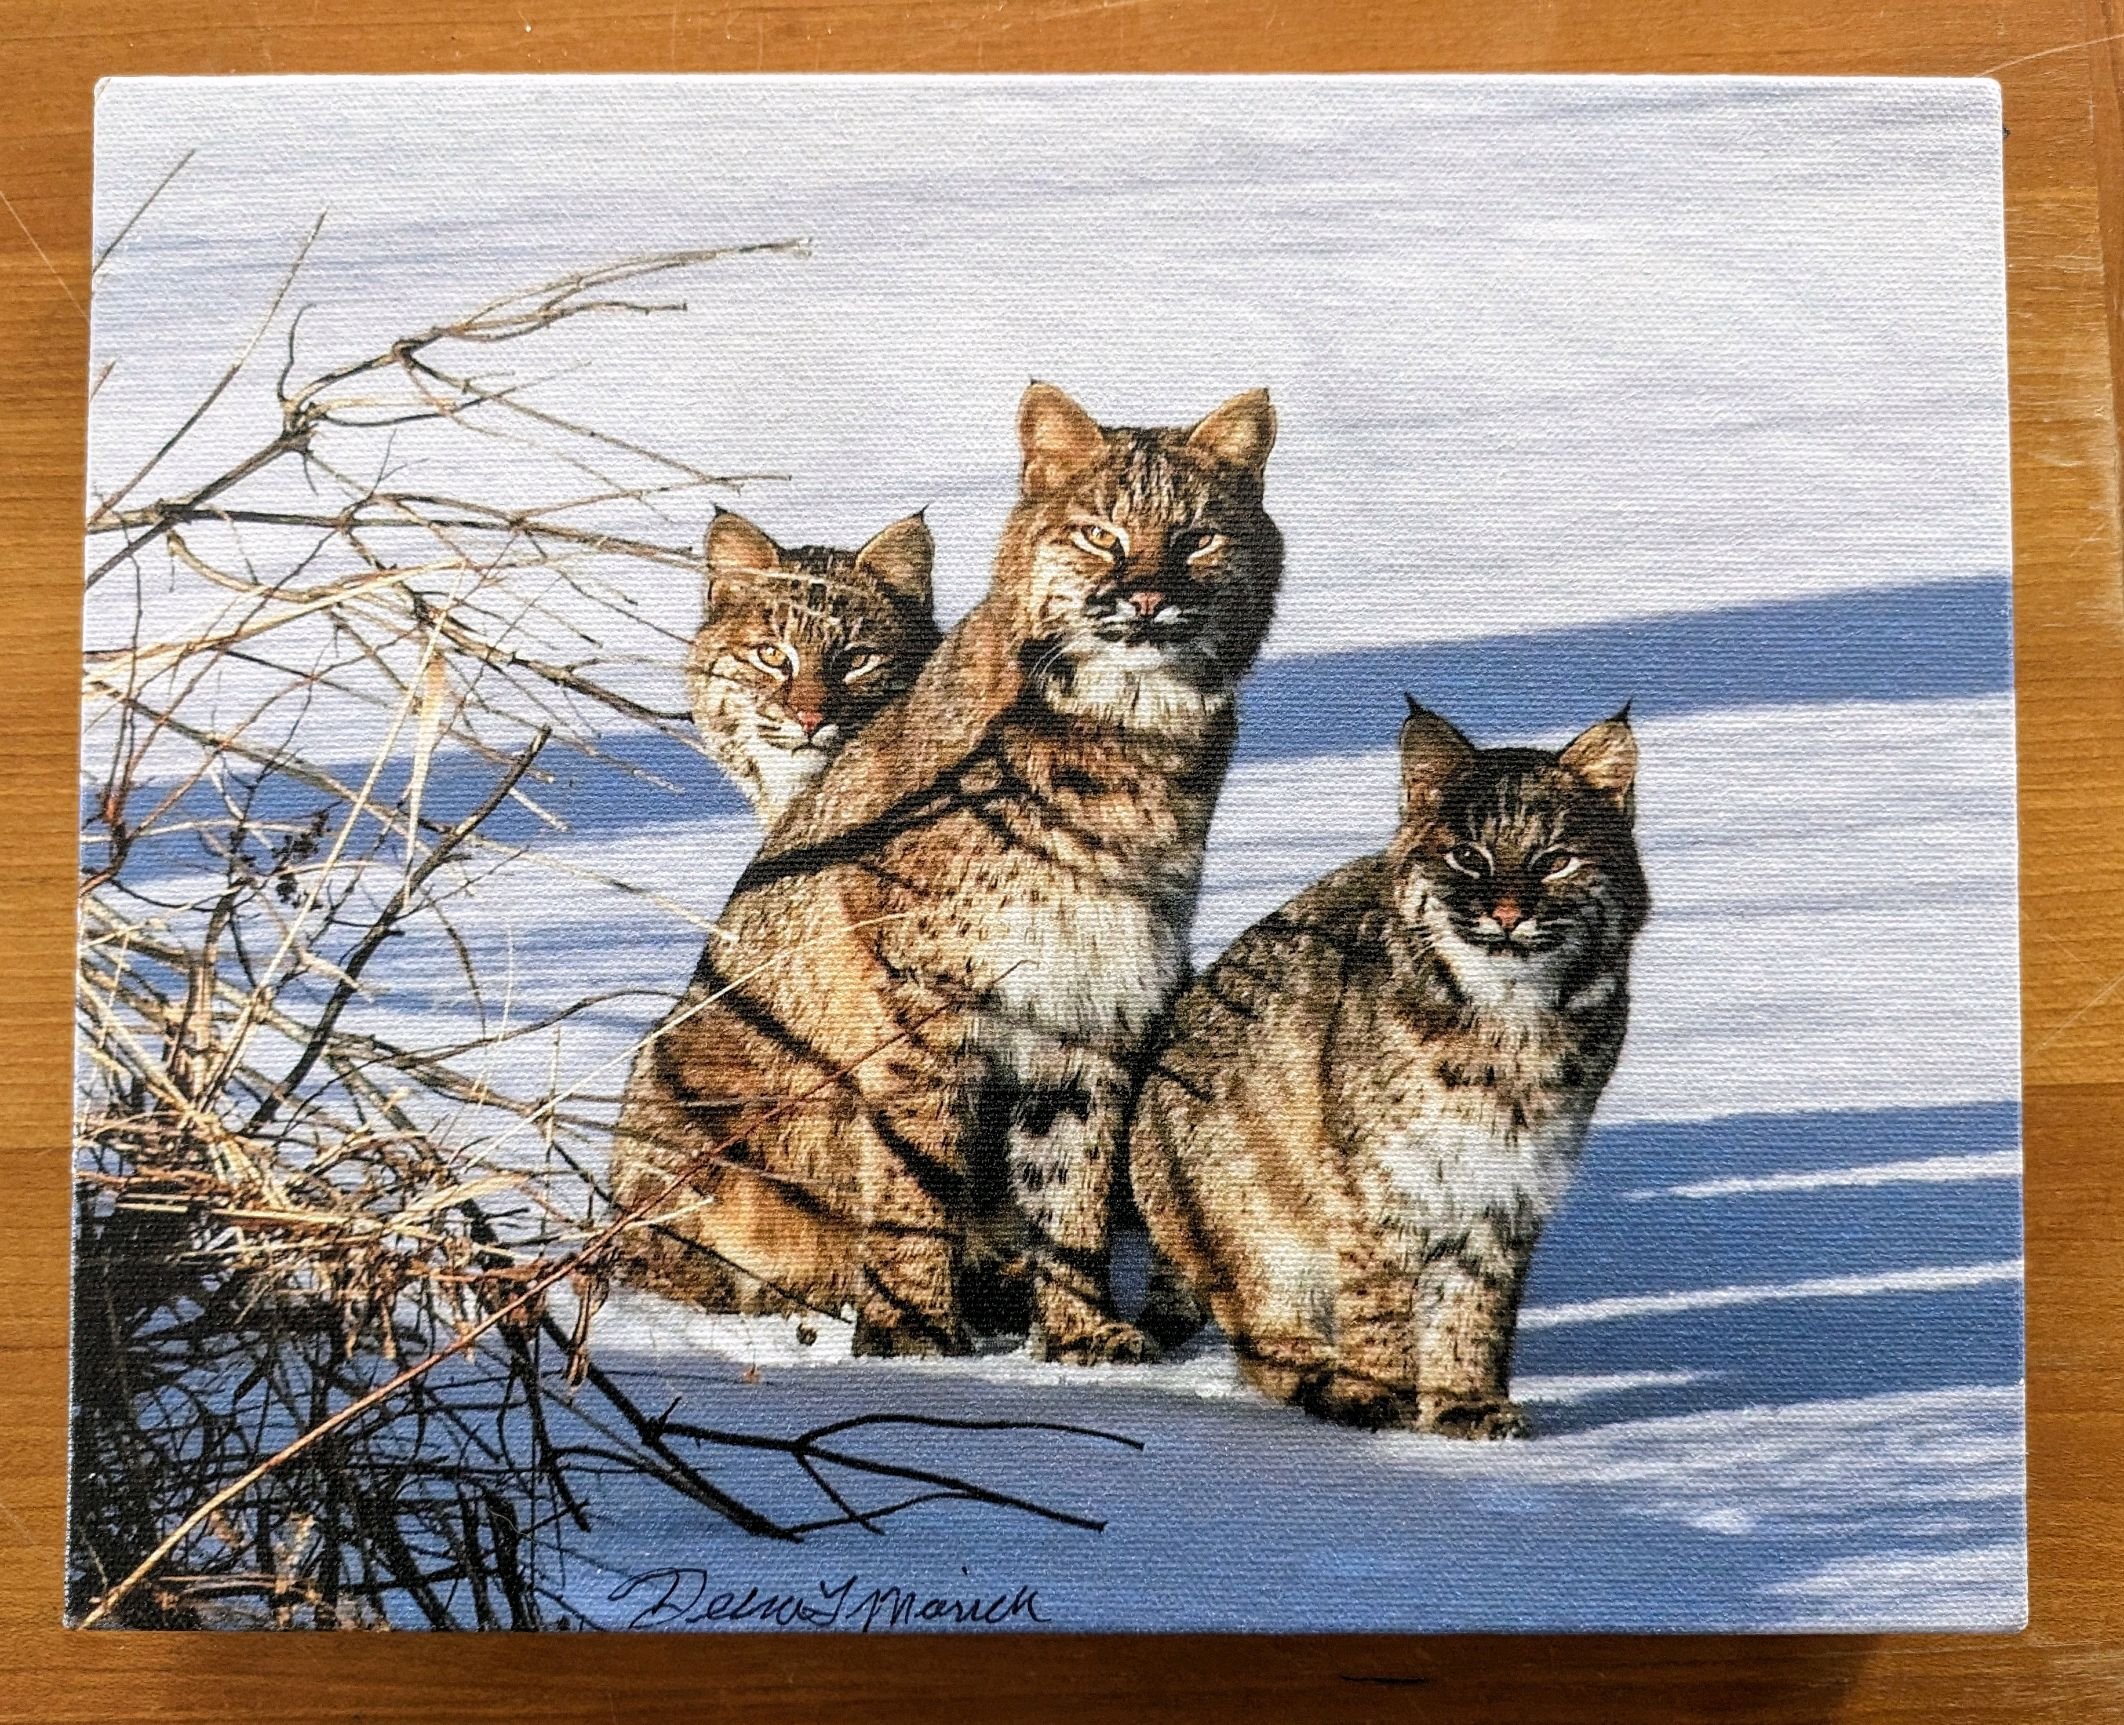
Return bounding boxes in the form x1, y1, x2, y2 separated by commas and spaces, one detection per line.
71, 75, 2023, 1631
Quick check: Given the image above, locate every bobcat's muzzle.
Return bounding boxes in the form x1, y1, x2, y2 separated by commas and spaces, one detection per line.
1086, 579, 1204, 644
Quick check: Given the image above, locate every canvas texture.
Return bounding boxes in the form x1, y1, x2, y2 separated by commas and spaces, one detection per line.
73, 74, 2023, 1632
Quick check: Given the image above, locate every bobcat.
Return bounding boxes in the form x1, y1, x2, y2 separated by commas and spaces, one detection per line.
611, 382, 1282, 1362
685, 509, 940, 822
1130, 700, 1648, 1435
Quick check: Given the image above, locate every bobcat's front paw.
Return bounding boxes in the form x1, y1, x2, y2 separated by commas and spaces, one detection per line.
1297, 1373, 1419, 1431
851, 1312, 975, 1359
1418, 1394, 1529, 1440
1137, 1284, 1208, 1352
1032, 1318, 1159, 1366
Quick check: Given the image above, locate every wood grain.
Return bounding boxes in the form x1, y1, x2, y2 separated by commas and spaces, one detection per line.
2, 2, 2119, 1717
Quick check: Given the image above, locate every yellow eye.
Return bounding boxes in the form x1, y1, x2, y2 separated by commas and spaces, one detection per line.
751, 643, 791, 673
1070, 522, 1123, 557
1544, 853, 1585, 883
1183, 530, 1227, 562
843, 650, 885, 682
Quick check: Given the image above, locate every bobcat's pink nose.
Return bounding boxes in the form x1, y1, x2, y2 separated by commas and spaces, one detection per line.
1491, 897, 1524, 931
1127, 589, 1166, 619
792, 706, 826, 737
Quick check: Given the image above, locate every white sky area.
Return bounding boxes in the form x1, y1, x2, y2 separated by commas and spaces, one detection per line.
91, 75, 2011, 648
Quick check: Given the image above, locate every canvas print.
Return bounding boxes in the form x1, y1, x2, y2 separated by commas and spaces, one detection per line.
73, 74, 2024, 1631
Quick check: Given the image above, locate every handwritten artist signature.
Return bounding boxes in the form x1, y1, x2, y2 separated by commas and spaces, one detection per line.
609, 1566, 1050, 1632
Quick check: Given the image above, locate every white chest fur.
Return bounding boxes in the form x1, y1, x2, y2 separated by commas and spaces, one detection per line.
1045, 643, 1231, 741
979, 884, 1187, 1055
1368, 1083, 1591, 1233
749, 743, 827, 820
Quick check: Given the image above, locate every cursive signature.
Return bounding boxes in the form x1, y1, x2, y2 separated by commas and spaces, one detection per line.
608, 1566, 1050, 1632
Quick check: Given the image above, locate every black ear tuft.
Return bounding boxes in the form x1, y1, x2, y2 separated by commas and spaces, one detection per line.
1405, 691, 1421, 719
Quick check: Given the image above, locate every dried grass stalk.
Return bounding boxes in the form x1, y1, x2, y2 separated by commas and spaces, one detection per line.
74, 223, 1134, 1630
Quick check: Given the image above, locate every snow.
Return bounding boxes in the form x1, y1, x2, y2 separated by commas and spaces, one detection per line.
502, 1044, 2026, 1633
1765, 1540, 2027, 1627
545, 1284, 2025, 1632
1516, 1260, 2022, 1330
1628, 1149, 2021, 1201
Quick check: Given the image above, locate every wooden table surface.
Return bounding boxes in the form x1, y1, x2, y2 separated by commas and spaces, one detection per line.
3, 2, 2119, 1718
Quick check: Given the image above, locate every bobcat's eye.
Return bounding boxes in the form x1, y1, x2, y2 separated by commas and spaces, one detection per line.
1541, 852, 1585, 883
749, 643, 793, 675
1444, 843, 1491, 878
1070, 522, 1124, 559
1181, 530, 1227, 563
842, 650, 885, 683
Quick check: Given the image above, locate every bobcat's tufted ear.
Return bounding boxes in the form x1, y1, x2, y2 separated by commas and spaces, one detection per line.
1186, 388, 1276, 479
1018, 382, 1108, 499
704, 510, 782, 608
1399, 696, 1476, 817
1559, 707, 1639, 816
854, 513, 935, 611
